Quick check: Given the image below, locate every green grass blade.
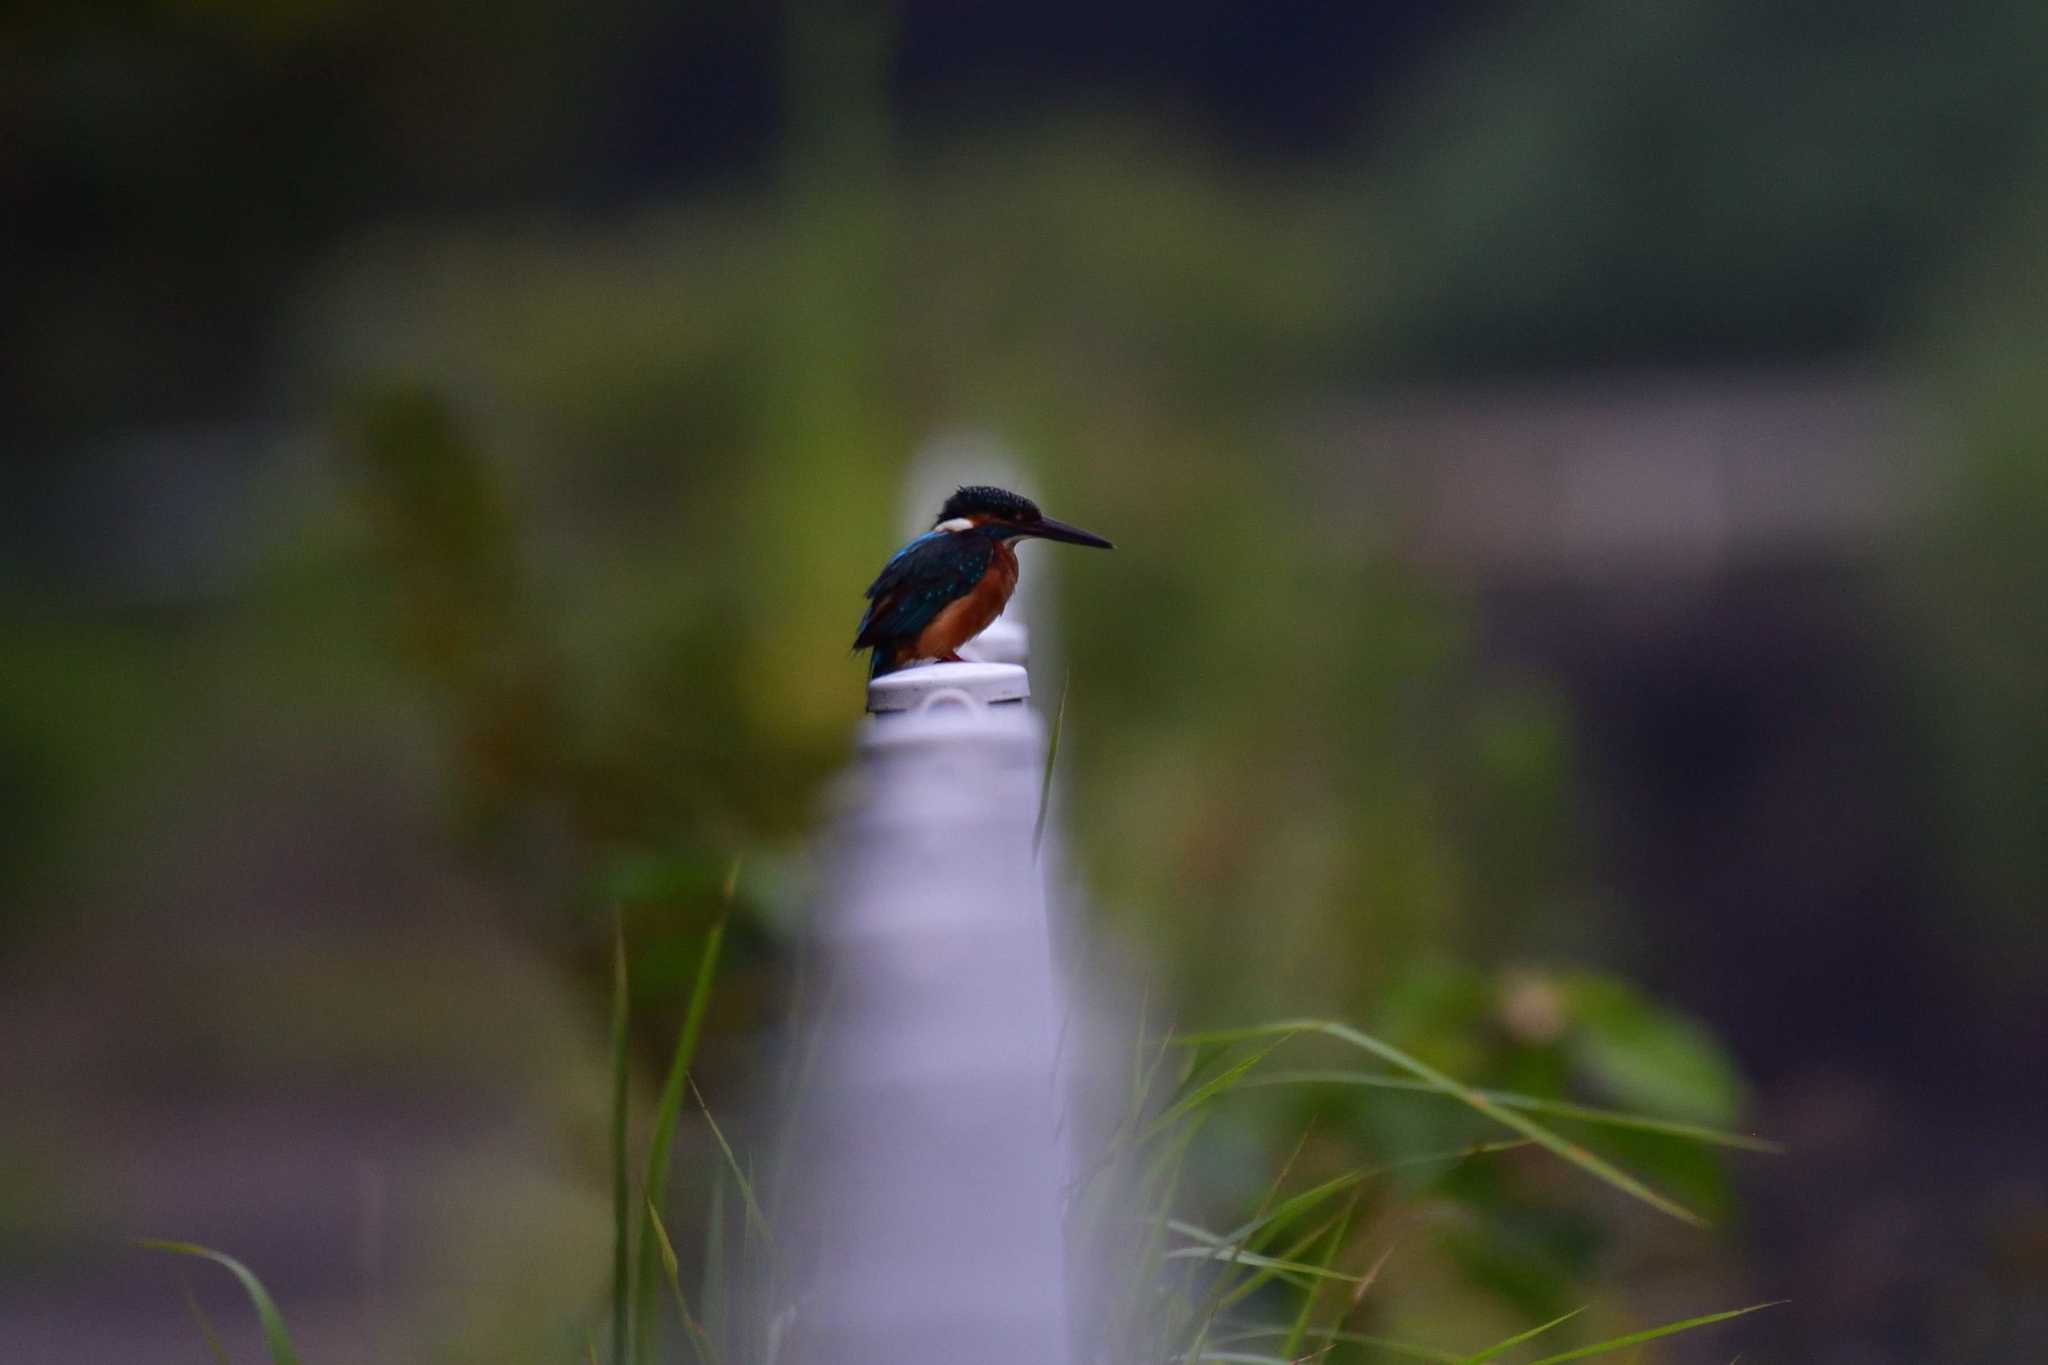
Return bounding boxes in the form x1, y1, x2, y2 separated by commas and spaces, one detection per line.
137, 1240, 301, 1365
609, 912, 633, 1365
646, 1198, 721, 1365
1313, 1327, 1468, 1362
1281, 1189, 1359, 1359
1176, 1145, 1531, 1264
1140, 1036, 1293, 1144
1212, 1322, 1465, 1364
648, 906, 731, 1205
1234, 1141, 1533, 1251
176, 1270, 233, 1365
1186, 1205, 1351, 1365
768, 967, 837, 1223
1181, 1123, 1318, 1351
1196, 1121, 1335, 1358
1178, 1021, 1708, 1227
636, 879, 733, 1360
1213, 1214, 1354, 1301
1034, 667, 1069, 853
1073, 1001, 1178, 1211
1515, 1302, 1784, 1364
1166, 1231, 1364, 1284
693, 1078, 774, 1251
1132, 1014, 1178, 1124
1243, 1071, 1784, 1153
1459, 1305, 1588, 1363
1166, 1217, 1232, 1246
1199, 1324, 1308, 1349
1126, 1112, 1205, 1365
1228, 1169, 1363, 1249
701, 1174, 727, 1352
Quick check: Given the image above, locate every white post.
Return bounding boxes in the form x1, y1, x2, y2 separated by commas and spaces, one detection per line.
782, 659, 1070, 1364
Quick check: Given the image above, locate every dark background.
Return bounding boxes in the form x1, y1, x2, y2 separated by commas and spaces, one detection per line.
6, 3, 2047, 1361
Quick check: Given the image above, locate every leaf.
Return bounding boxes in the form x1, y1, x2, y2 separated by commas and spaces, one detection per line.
1567, 977, 1746, 1127
137, 1240, 301, 1365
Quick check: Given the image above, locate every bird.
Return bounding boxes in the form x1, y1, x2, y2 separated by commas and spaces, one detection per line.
854, 485, 1114, 678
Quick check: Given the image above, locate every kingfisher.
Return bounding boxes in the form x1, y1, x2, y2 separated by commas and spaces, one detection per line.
854, 485, 1114, 677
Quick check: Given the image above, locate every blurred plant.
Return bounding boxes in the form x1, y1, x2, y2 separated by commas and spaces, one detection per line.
138, 1240, 301, 1365
139, 945, 1778, 1365
305, 114, 1590, 992
1367, 0, 2048, 371
22, 0, 2036, 1356
290, 55, 1759, 1335
1900, 186, 2048, 1001
1069, 1012, 1777, 1365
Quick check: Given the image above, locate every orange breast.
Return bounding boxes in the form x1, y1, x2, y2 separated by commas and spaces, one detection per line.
913, 542, 1018, 660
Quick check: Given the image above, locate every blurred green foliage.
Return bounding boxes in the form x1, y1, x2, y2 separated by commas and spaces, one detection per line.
1906, 185, 2048, 1000
283, 89, 1754, 1344
1370, 0, 2048, 370
14, 0, 2048, 1356
296, 111, 1591, 991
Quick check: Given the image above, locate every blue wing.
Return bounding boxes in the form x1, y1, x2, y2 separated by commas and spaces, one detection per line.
853, 530, 992, 651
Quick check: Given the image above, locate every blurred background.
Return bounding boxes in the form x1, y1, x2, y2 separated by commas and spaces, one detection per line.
5, 2, 2047, 1361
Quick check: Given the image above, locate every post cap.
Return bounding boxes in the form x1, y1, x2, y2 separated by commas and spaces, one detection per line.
867, 660, 1030, 716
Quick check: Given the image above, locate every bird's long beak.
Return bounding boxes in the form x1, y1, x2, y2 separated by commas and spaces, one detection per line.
1028, 516, 1115, 549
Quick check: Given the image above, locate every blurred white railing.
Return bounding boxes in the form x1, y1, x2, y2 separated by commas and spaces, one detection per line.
781, 452, 1076, 1365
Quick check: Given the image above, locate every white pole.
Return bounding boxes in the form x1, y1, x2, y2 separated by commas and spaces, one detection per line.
782, 657, 1070, 1364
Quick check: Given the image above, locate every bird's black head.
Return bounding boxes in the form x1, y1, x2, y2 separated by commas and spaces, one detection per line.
936, 485, 1040, 526
933, 485, 1114, 548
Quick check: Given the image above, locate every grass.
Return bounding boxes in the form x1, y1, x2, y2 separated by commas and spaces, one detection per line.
645, 1199, 719, 1365
633, 863, 735, 1363
1238, 1071, 1785, 1154
1175, 1021, 1717, 1227
609, 912, 632, 1365
1035, 667, 1071, 853
1067, 1018, 1783, 1364
135, 1240, 301, 1365
136, 875, 1783, 1364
